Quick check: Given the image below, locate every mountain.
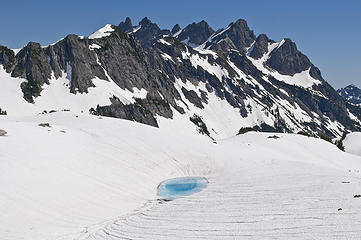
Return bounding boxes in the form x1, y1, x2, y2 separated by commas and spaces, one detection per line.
118, 17, 171, 47
200, 19, 256, 54
337, 84, 361, 105
0, 17, 360, 139
176, 20, 215, 47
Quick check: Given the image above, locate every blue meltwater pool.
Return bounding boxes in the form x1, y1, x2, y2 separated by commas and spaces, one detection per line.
157, 177, 208, 200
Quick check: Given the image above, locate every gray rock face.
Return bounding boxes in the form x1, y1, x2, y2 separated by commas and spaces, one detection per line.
0, 46, 16, 73
11, 42, 52, 102
337, 85, 361, 105
48, 34, 108, 93
204, 19, 256, 54
4, 35, 109, 102
94, 93, 173, 128
0, 129, 7, 136
118, 17, 133, 33
177, 20, 214, 46
94, 30, 147, 91
309, 65, 323, 81
265, 39, 311, 76
90, 32, 183, 122
249, 34, 274, 59
94, 96, 158, 127
133, 17, 170, 47
171, 24, 181, 35
181, 87, 204, 109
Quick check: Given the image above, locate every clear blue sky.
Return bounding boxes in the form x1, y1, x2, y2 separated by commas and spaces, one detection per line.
1, 0, 360, 89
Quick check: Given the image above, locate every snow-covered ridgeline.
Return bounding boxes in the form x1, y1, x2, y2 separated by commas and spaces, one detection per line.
177, 46, 344, 136
196, 24, 233, 50
89, 24, 115, 39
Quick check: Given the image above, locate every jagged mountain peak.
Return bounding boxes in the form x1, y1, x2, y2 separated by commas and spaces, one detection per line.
118, 17, 133, 33
129, 17, 170, 47
139, 17, 152, 26
232, 18, 250, 28
347, 84, 359, 89
176, 20, 214, 47
171, 24, 181, 35
257, 33, 271, 41
265, 38, 313, 76
249, 33, 274, 59
125, 16, 132, 24
338, 84, 361, 105
201, 18, 256, 54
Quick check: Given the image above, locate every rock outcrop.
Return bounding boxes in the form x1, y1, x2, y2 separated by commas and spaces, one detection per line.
177, 20, 214, 46
337, 85, 361, 105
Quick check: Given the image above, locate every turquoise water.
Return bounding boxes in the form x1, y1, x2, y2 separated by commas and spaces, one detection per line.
157, 177, 208, 200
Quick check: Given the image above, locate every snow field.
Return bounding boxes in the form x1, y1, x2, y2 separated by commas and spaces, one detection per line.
1, 113, 361, 239
344, 132, 361, 157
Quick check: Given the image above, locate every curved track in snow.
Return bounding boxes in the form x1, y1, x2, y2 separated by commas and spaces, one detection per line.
1, 114, 361, 240
81, 164, 361, 240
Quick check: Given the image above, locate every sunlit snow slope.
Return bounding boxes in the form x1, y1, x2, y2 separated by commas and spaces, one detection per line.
1, 112, 361, 240
344, 132, 361, 157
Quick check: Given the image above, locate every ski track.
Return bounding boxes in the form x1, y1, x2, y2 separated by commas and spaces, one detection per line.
86, 172, 361, 240
1, 114, 361, 240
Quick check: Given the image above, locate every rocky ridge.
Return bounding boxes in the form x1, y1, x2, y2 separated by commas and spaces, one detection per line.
338, 85, 361, 105
0, 17, 360, 138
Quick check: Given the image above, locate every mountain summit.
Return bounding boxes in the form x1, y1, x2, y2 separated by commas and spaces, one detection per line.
176, 20, 215, 46
0, 17, 360, 138
338, 84, 361, 105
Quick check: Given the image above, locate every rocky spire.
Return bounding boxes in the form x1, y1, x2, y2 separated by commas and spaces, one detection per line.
204, 18, 256, 54
265, 38, 312, 76
133, 17, 170, 47
249, 34, 274, 59
171, 24, 181, 35
337, 85, 361, 105
0, 46, 16, 73
118, 17, 133, 33
177, 20, 214, 46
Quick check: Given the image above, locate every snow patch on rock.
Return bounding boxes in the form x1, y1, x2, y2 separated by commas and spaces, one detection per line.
89, 24, 114, 39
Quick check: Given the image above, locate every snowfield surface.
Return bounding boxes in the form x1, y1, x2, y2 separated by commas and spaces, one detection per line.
89, 24, 115, 39
1, 113, 361, 240
344, 132, 361, 157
